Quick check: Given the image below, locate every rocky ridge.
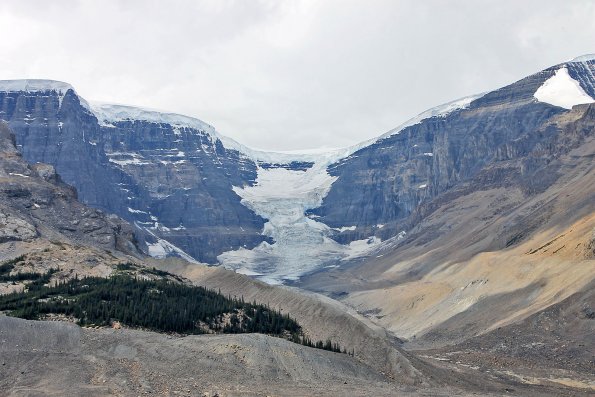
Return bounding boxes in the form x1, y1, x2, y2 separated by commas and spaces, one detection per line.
0, 120, 139, 253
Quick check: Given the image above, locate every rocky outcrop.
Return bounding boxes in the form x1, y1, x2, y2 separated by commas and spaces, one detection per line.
585, 227, 595, 259
0, 121, 138, 254
0, 210, 36, 242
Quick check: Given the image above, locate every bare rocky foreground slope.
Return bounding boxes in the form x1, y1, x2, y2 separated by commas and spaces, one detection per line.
0, 316, 400, 397
0, 314, 586, 397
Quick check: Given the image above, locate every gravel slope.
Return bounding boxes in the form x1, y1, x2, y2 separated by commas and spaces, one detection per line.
0, 316, 473, 397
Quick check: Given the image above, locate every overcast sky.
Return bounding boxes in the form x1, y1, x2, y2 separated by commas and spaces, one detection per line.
1, 1, 594, 151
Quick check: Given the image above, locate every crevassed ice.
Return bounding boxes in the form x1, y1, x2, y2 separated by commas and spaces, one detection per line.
217, 165, 381, 284
534, 67, 594, 109
214, 94, 488, 284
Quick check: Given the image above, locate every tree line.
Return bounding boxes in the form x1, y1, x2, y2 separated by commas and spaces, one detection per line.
0, 268, 348, 354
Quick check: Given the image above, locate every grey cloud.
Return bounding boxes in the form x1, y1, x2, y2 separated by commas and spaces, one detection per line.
0, 0, 593, 151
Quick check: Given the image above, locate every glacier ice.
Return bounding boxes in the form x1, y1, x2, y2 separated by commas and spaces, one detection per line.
218, 164, 381, 284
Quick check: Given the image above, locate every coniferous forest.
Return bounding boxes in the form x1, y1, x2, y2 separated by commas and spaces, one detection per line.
0, 267, 347, 354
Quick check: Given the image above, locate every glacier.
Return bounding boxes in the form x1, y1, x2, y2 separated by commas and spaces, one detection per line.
217, 164, 382, 284
0, 76, 528, 284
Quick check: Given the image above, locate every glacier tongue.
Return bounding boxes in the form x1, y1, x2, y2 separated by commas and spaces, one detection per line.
218, 164, 380, 284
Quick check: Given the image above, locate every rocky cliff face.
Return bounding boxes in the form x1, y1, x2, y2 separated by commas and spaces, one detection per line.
89, 104, 271, 263
0, 85, 268, 262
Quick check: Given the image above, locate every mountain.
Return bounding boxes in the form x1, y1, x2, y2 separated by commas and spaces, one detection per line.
0, 85, 269, 263
1, 55, 594, 396
297, 59, 595, 390
0, 56, 594, 284
312, 55, 595, 242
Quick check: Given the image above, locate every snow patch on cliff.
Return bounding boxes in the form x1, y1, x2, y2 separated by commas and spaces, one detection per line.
334, 226, 357, 232
143, 228, 198, 263
107, 152, 151, 166
375, 93, 484, 141
534, 67, 594, 109
90, 102, 218, 133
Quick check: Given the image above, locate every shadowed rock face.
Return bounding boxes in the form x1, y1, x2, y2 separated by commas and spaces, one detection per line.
311, 60, 594, 243
0, 90, 268, 262
91, 116, 271, 262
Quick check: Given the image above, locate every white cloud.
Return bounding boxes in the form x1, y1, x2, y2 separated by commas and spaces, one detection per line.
0, 0, 594, 151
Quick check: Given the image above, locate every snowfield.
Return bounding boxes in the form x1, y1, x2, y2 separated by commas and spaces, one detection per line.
0, 79, 91, 110
534, 67, 594, 109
